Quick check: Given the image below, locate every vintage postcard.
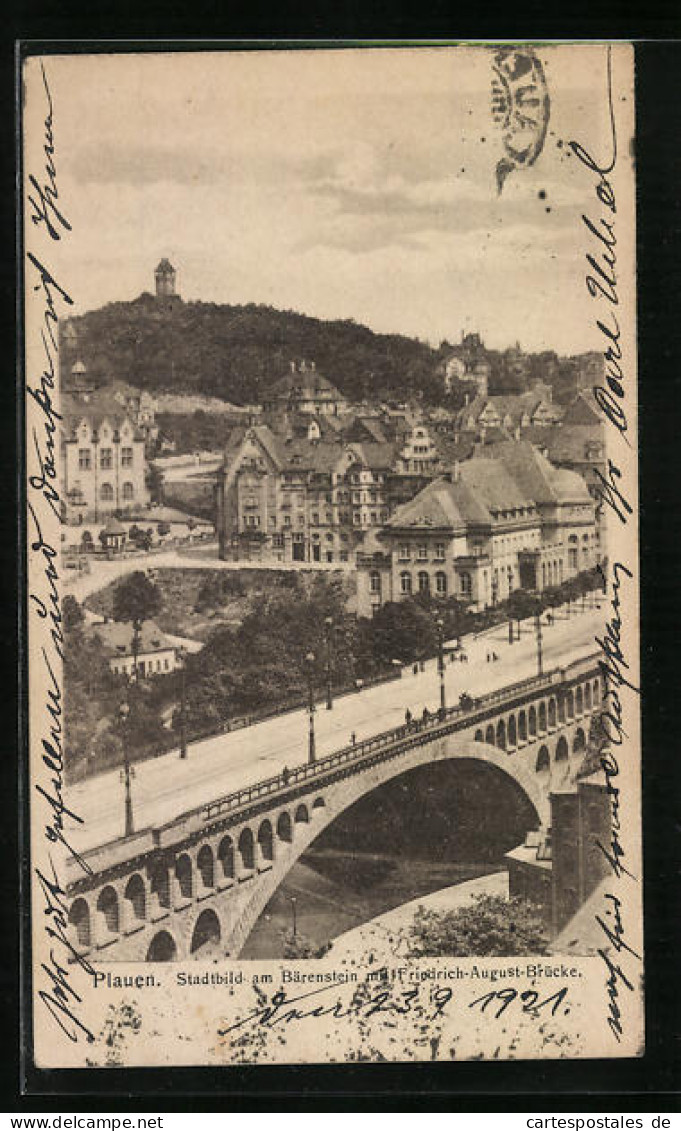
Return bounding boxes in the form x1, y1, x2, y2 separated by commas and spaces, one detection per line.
23, 42, 641, 1069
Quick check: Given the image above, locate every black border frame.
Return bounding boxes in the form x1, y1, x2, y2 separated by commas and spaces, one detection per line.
9, 30, 681, 1108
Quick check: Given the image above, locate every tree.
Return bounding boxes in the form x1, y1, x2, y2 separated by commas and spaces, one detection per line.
146, 462, 165, 504
112, 571, 163, 681
62, 594, 84, 632
407, 894, 550, 957
366, 599, 437, 666
507, 590, 541, 640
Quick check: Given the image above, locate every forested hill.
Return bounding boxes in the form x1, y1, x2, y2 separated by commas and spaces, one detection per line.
60, 293, 443, 406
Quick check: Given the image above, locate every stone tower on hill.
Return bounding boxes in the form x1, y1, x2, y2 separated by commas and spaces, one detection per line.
155, 258, 176, 298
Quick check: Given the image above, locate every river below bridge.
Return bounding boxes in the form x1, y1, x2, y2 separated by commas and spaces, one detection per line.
241, 757, 536, 959
241, 850, 504, 959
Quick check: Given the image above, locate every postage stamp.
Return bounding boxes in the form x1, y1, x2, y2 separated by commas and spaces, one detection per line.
22, 42, 641, 1068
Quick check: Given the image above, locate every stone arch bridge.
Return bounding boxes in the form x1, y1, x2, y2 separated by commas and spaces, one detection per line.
66, 653, 601, 963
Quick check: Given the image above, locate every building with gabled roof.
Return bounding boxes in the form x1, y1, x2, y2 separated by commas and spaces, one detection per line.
356, 440, 597, 616
215, 422, 396, 564
87, 618, 178, 679
61, 389, 150, 523
262, 360, 349, 417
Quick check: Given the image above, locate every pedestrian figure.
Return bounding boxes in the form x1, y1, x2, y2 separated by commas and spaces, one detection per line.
422, 706, 430, 722
351, 731, 356, 746
420, 660, 425, 672
282, 765, 290, 787
405, 708, 412, 726
486, 652, 491, 663
413, 663, 419, 676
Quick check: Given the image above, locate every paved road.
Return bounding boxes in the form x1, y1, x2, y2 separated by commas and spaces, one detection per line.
65, 546, 352, 603
65, 604, 600, 855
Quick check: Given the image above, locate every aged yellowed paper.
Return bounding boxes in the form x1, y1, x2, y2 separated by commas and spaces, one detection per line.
24, 43, 641, 1067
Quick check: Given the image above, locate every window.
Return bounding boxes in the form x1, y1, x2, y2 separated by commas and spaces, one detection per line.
284, 515, 291, 526
417, 544, 427, 560
370, 571, 381, 593
460, 571, 472, 597
312, 513, 319, 525
100, 483, 114, 502
78, 448, 91, 470
121, 447, 133, 468
100, 448, 113, 470
400, 571, 412, 595
370, 512, 377, 524
435, 543, 445, 560
418, 571, 430, 594
326, 513, 333, 524
353, 513, 361, 525
398, 544, 410, 561
435, 571, 447, 595
297, 515, 305, 528
568, 534, 578, 569
122, 482, 134, 501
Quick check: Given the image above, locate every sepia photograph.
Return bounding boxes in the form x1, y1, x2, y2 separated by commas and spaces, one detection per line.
23, 42, 641, 1067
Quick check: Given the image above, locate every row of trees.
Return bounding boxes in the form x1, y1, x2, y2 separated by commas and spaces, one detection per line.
67, 563, 605, 778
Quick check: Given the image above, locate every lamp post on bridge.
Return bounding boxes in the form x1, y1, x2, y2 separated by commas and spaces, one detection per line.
324, 615, 334, 710
436, 616, 446, 713
118, 700, 135, 837
534, 608, 544, 677
177, 645, 188, 759
305, 651, 316, 765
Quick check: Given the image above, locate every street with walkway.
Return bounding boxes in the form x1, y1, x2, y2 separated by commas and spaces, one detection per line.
65, 601, 600, 855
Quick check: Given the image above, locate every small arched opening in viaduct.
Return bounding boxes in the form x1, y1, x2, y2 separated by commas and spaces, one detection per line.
147, 930, 177, 962
190, 908, 221, 956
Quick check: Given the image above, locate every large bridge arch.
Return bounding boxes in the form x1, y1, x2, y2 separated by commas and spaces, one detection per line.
225, 729, 549, 957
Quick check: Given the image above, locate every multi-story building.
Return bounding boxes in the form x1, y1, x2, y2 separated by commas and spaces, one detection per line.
438, 332, 492, 397
454, 383, 563, 438
262, 361, 350, 417
61, 391, 149, 524
216, 423, 394, 564
356, 441, 596, 617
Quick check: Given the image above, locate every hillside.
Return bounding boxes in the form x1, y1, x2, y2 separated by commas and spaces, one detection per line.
60, 292, 600, 408
60, 294, 443, 407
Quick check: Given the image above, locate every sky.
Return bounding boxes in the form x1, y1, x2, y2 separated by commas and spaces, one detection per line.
28, 45, 627, 354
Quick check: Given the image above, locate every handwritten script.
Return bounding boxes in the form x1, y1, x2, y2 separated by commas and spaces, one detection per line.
569, 46, 640, 1044
27, 62, 94, 1044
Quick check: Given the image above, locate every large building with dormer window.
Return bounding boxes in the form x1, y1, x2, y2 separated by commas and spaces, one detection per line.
357, 441, 596, 617
61, 391, 149, 523
215, 423, 393, 564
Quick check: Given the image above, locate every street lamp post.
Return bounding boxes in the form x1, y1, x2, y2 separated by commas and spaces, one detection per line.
534, 609, 544, 677
118, 700, 135, 837
290, 895, 298, 939
324, 616, 333, 710
305, 651, 316, 764
436, 617, 446, 712
178, 646, 188, 759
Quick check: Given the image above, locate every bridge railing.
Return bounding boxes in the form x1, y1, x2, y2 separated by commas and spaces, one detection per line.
65, 650, 600, 882
200, 651, 600, 826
